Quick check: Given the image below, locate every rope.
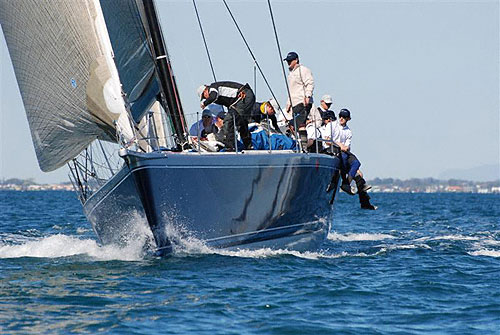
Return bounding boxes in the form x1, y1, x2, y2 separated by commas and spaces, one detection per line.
193, 0, 217, 82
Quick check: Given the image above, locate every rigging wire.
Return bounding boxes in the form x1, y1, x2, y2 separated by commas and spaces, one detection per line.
221, 0, 287, 121
266, 0, 300, 152
266, 0, 293, 121
253, 63, 257, 97
192, 0, 217, 82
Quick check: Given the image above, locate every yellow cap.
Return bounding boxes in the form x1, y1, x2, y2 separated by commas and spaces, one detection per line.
260, 102, 267, 114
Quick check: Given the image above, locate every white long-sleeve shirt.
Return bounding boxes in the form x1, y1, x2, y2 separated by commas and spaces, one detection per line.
308, 104, 332, 127
331, 121, 352, 150
286, 64, 314, 108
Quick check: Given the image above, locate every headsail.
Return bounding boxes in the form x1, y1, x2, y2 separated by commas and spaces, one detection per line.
99, 0, 161, 123
0, 0, 132, 172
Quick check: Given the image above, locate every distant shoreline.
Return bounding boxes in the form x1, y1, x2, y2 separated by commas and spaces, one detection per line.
1, 178, 498, 194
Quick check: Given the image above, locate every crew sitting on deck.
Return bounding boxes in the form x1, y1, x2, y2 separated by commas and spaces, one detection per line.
189, 108, 218, 139
308, 94, 336, 128
251, 99, 282, 133
214, 111, 226, 143
305, 110, 336, 153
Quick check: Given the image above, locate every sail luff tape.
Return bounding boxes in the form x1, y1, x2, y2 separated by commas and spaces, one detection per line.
156, 55, 167, 60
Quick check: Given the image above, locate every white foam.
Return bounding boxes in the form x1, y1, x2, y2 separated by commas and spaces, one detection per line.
218, 248, 329, 260
160, 222, 330, 260
0, 234, 145, 261
468, 249, 500, 258
377, 243, 432, 251
427, 235, 480, 242
204, 246, 383, 260
76, 227, 90, 234
327, 232, 396, 242
482, 239, 500, 246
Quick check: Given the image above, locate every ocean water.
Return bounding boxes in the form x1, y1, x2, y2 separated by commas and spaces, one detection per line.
0, 190, 499, 334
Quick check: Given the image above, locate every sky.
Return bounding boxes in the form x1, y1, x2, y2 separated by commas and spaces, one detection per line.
1, 0, 499, 184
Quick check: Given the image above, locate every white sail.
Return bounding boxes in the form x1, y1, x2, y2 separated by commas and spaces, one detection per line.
0, 0, 132, 172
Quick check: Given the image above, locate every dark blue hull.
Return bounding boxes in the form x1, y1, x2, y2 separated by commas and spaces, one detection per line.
83, 151, 340, 255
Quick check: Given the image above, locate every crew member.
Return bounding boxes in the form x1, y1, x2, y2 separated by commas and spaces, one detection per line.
251, 99, 282, 133
189, 108, 217, 139
283, 51, 314, 130
332, 109, 375, 210
309, 94, 335, 127
198, 81, 255, 150
306, 110, 335, 153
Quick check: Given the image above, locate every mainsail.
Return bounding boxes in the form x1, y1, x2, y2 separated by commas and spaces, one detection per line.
0, 0, 133, 172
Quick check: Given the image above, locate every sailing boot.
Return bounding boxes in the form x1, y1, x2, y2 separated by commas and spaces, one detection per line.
340, 175, 355, 195
359, 191, 377, 210
354, 175, 371, 193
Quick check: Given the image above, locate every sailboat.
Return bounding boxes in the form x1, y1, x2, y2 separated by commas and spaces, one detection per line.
0, 0, 341, 255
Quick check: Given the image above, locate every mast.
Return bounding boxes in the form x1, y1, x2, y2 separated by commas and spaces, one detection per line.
141, 0, 187, 145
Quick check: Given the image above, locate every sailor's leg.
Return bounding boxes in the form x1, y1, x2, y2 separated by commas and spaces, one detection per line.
358, 190, 376, 210
222, 109, 236, 150
340, 152, 355, 195
347, 155, 361, 181
291, 103, 312, 128
353, 172, 371, 194
236, 113, 252, 149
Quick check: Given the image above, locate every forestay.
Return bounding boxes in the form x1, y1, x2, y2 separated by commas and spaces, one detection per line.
0, 0, 132, 172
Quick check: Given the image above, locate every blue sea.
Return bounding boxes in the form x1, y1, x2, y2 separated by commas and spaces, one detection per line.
0, 190, 499, 334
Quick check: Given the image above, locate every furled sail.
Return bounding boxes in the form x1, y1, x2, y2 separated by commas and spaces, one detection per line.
0, 0, 132, 172
99, 0, 161, 123
100, 0, 186, 141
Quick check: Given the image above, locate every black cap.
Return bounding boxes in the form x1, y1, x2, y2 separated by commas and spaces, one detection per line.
339, 108, 351, 119
217, 111, 226, 119
283, 51, 299, 62
321, 110, 336, 120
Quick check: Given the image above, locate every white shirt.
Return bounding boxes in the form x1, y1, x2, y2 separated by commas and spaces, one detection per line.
308, 104, 323, 127
306, 122, 321, 140
331, 120, 352, 150
286, 64, 314, 108
318, 121, 336, 149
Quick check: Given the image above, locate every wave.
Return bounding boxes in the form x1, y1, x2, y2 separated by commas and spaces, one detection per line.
177, 243, 383, 260
425, 235, 481, 242
0, 234, 146, 261
376, 243, 432, 252
327, 232, 396, 242
481, 239, 500, 247
160, 224, 381, 260
468, 249, 500, 258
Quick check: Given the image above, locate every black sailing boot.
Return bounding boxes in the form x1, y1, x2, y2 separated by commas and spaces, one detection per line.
340, 178, 355, 195
358, 191, 377, 210
354, 175, 371, 193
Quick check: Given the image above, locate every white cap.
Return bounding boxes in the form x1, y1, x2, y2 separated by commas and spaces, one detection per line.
268, 98, 280, 112
197, 85, 207, 98
321, 94, 333, 104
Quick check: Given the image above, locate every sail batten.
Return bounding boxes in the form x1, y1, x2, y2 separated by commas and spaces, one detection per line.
1, 0, 129, 171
